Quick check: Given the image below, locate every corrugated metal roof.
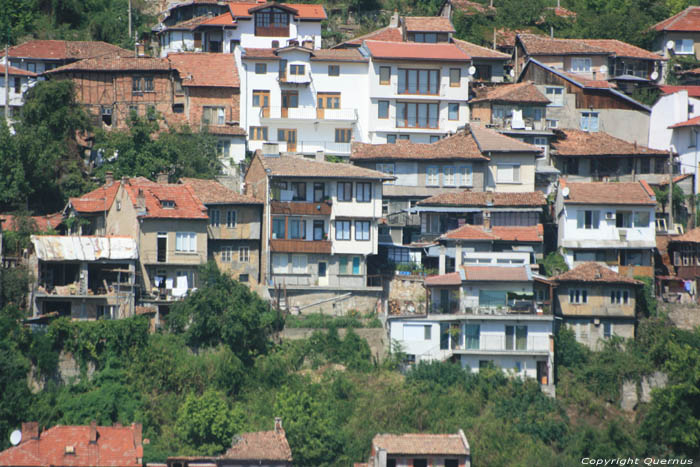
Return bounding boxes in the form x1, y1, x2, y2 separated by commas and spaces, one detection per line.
31, 235, 138, 261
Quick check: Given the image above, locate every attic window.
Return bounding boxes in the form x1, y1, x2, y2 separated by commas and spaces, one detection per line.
65, 445, 76, 455
101, 106, 113, 126
161, 200, 175, 208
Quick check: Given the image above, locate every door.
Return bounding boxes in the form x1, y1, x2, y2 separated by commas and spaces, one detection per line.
537, 361, 548, 385
352, 256, 360, 275
316, 92, 340, 119
318, 261, 328, 286
253, 90, 270, 118
194, 32, 202, 49
313, 220, 325, 240
278, 129, 297, 152
157, 233, 167, 263
281, 91, 298, 118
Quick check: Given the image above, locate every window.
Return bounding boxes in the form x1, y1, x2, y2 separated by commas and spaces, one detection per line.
226, 210, 236, 228
603, 321, 612, 338
465, 324, 480, 350
430, 135, 440, 143
317, 92, 340, 109
239, 247, 250, 262
271, 181, 287, 201
611, 290, 629, 304
387, 459, 397, 467
445, 460, 459, 467
337, 182, 352, 201
505, 325, 527, 350
546, 119, 559, 129
132, 77, 142, 92
580, 111, 599, 132
290, 181, 306, 201
221, 246, 233, 262
427, 167, 440, 186
379, 66, 391, 85
616, 211, 632, 228
335, 220, 351, 240
449, 68, 461, 87
577, 210, 600, 229
101, 105, 113, 126
314, 182, 325, 202
255, 63, 267, 74
144, 77, 154, 91
272, 253, 289, 273
289, 64, 305, 75
386, 134, 397, 144
545, 87, 564, 106
398, 68, 439, 94
378, 100, 389, 119
355, 221, 370, 240
634, 211, 650, 228
313, 220, 325, 240
413, 459, 428, 467
458, 165, 473, 186
399, 134, 410, 141
403, 324, 431, 341
376, 163, 395, 183
289, 218, 306, 239
413, 32, 438, 42
335, 128, 352, 143
357, 182, 372, 202
571, 57, 591, 72
448, 102, 459, 120
443, 166, 456, 186
497, 164, 521, 183
474, 64, 492, 81
328, 64, 340, 76
675, 39, 694, 54
272, 217, 286, 239
175, 232, 196, 252
291, 254, 307, 274
238, 274, 249, 282
210, 209, 220, 226
339, 256, 348, 274
396, 102, 439, 128
569, 289, 588, 304
388, 247, 410, 264
250, 126, 268, 140
252, 90, 270, 108
203, 106, 226, 125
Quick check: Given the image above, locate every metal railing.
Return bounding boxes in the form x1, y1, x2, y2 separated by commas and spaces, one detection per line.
259, 106, 358, 121
248, 139, 351, 154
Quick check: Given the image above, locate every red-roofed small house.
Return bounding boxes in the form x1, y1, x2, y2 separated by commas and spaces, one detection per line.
652, 6, 700, 81
0, 63, 37, 121
3, 39, 131, 74
361, 430, 471, 467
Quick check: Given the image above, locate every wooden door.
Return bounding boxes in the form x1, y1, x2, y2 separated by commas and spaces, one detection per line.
281, 91, 298, 118
278, 129, 297, 152
253, 90, 270, 117
317, 92, 340, 119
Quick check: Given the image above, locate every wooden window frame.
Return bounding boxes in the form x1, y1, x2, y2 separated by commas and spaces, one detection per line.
250, 126, 268, 140
379, 66, 391, 85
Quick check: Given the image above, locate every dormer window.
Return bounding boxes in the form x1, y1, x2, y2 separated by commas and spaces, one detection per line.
254, 7, 290, 37
161, 200, 175, 208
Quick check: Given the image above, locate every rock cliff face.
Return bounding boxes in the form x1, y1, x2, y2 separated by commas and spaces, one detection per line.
620, 372, 668, 411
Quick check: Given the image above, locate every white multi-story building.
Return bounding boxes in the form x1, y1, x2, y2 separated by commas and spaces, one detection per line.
555, 179, 657, 277
155, 1, 325, 56
361, 40, 471, 144
240, 46, 369, 158
0, 63, 37, 121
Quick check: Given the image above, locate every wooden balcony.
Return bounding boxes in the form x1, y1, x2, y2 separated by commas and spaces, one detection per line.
255, 26, 289, 37
271, 201, 331, 216
270, 239, 331, 254
618, 265, 653, 278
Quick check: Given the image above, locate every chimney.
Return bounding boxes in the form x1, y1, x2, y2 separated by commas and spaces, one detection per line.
315, 150, 325, 162
22, 422, 39, 441
302, 39, 314, 49
132, 423, 143, 447
89, 421, 97, 444
390, 10, 400, 28
156, 172, 169, 184
483, 213, 491, 230
137, 189, 146, 210
121, 176, 130, 185
274, 417, 283, 434
105, 171, 114, 186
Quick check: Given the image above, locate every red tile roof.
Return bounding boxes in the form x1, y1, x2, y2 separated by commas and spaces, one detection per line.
449, 0, 497, 15
657, 173, 694, 187
496, 28, 541, 48
122, 177, 208, 219
552, 262, 642, 284
425, 271, 462, 286
557, 70, 618, 89
340, 26, 403, 46
440, 224, 543, 243
672, 226, 700, 243
418, 190, 546, 207
669, 115, 700, 128
310, 49, 368, 62
403, 16, 455, 33
167, 15, 215, 30
441, 224, 499, 241
580, 39, 665, 61
69, 182, 120, 213
653, 6, 700, 32
180, 177, 262, 204
169, 53, 239, 87
470, 82, 550, 104
552, 129, 667, 156
452, 38, 510, 60
351, 130, 489, 161
364, 40, 470, 62
470, 125, 542, 153
259, 154, 392, 180
659, 85, 700, 97
0, 423, 143, 467
223, 429, 292, 462
518, 33, 608, 55
8, 40, 130, 61
200, 12, 236, 26
463, 265, 530, 281
0, 63, 37, 77
242, 47, 279, 59
229, 2, 326, 19
205, 124, 247, 136
0, 213, 63, 232
46, 56, 171, 73
560, 179, 656, 206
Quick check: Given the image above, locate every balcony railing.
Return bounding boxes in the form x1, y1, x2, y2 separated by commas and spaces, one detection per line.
270, 239, 332, 254
259, 106, 358, 121
453, 334, 550, 353
248, 139, 351, 155
271, 201, 332, 215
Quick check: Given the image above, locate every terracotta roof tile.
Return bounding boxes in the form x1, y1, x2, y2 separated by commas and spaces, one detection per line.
439, 224, 543, 243
449, 0, 497, 15
579, 39, 665, 60
653, 6, 700, 32
46, 56, 171, 73
341, 26, 403, 46
364, 40, 470, 62
403, 16, 455, 33
0, 423, 143, 467
8, 40, 130, 61
122, 177, 208, 219
496, 28, 541, 48
552, 262, 642, 284
518, 33, 610, 56
228, 2, 325, 19
470, 125, 542, 153
351, 130, 488, 161
167, 15, 213, 30
552, 129, 667, 156
560, 179, 656, 205
441, 224, 499, 241
463, 265, 530, 281
205, 124, 247, 136
69, 182, 120, 213
669, 115, 700, 128
310, 49, 368, 62
169, 53, 239, 87
228, 2, 260, 18
260, 154, 392, 180
557, 70, 618, 89
418, 190, 546, 207
0, 213, 63, 231
242, 47, 278, 59
0, 63, 37, 77
672, 226, 700, 243
657, 173, 693, 186
470, 82, 550, 104
180, 177, 262, 204
659, 85, 700, 97
425, 271, 462, 286
200, 12, 235, 26
223, 430, 292, 462
452, 38, 510, 60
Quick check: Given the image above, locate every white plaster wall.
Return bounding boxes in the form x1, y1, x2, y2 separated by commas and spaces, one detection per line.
485, 153, 536, 192
460, 354, 542, 378
0, 75, 35, 107
560, 204, 656, 244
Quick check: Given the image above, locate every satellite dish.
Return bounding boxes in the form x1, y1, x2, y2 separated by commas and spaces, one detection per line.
509, 69, 516, 78
599, 65, 608, 74
667, 40, 675, 51
10, 430, 21, 446
562, 187, 570, 198
468, 66, 476, 76
651, 71, 659, 81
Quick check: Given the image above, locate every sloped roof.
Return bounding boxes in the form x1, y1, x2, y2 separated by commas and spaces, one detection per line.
672, 226, 700, 243
579, 39, 665, 60
179, 178, 262, 204
200, 11, 236, 26
496, 28, 541, 48
0, 423, 143, 467
551, 129, 667, 157
669, 115, 700, 129
418, 190, 546, 207
560, 179, 656, 206
403, 16, 455, 33
653, 6, 700, 32
470, 82, 550, 104
31, 235, 138, 261
205, 124, 247, 136
351, 130, 488, 162
339, 26, 403, 47
441, 224, 543, 243
470, 125, 542, 153
310, 49, 368, 62
552, 262, 642, 284
441, 224, 499, 241
69, 183, 120, 213
8, 40, 130, 61
242, 47, 278, 59
229, 2, 326, 19
223, 430, 292, 462
363, 40, 470, 62
46, 56, 171, 73
463, 265, 530, 281
0, 63, 37, 77
518, 33, 607, 55
121, 177, 208, 219
0, 212, 63, 231
259, 154, 392, 180
452, 38, 510, 60
425, 271, 462, 286
449, 0, 497, 15
659, 85, 700, 97
169, 53, 239, 87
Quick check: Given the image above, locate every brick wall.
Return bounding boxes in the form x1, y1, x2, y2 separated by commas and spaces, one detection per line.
186, 86, 241, 128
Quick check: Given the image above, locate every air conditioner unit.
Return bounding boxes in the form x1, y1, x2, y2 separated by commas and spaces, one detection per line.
605, 212, 615, 220
594, 318, 600, 326
65, 446, 75, 454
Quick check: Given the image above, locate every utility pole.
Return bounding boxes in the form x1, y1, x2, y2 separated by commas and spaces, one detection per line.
4, 42, 9, 126
669, 148, 674, 233
128, 0, 133, 40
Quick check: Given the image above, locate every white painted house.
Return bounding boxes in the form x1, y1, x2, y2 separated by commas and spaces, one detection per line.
0, 63, 37, 122
555, 179, 657, 277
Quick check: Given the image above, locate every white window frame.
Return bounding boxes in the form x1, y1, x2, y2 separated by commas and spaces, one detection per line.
580, 111, 599, 132
175, 232, 197, 253
226, 210, 237, 228
443, 166, 456, 186
210, 209, 220, 227
221, 246, 232, 262
239, 246, 250, 262
272, 253, 289, 273
355, 220, 370, 241
335, 220, 351, 240
496, 164, 521, 184
545, 86, 564, 106
571, 57, 591, 72
458, 165, 473, 187
427, 166, 440, 186
291, 254, 307, 274
675, 39, 694, 54
569, 288, 588, 304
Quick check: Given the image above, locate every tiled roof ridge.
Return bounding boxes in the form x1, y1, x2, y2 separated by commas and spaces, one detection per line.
552, 262, 642, 284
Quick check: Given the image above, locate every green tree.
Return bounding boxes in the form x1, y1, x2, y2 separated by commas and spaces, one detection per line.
0, 121, 29, 210
175, 389, 241, 456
